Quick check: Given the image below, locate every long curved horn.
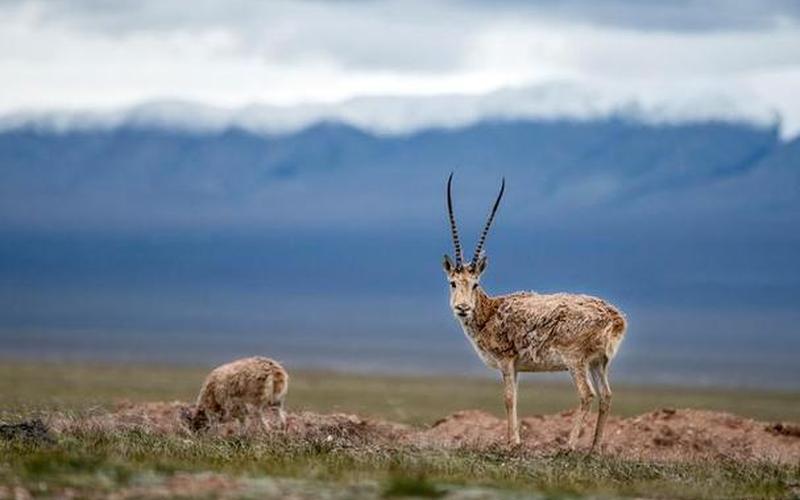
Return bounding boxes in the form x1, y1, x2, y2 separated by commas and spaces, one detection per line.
472, 177, 505, 264
446, 172, 464, 266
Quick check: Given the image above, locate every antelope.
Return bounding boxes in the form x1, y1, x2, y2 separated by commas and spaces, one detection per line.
443, 173, 627, 451
185, 356, 289, 433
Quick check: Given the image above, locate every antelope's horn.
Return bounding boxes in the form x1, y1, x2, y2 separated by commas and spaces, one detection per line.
446, 172, 464, 266
472, 177, 505, 264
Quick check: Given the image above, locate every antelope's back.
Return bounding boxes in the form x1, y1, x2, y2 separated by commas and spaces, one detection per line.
498, 291, 627, 361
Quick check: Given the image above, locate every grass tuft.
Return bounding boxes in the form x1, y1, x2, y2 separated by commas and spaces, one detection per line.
382, 473, 445, 498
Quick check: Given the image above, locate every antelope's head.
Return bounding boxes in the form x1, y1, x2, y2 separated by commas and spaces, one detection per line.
443, 173, 505, 321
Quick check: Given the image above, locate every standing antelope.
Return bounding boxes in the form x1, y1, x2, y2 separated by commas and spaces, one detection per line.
443, 174, 627, 452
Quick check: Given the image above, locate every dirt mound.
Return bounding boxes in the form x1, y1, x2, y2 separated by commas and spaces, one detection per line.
49, 402, 410, 444
416, 409, 571, 453
605, 408, 797, 463
289, 411, 410, 447
49, 401, 192, 436
48, 403, 800, 464
421, 407, 800, 463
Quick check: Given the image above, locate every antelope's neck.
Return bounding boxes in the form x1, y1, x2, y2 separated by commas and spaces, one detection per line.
469, 287, 499, 331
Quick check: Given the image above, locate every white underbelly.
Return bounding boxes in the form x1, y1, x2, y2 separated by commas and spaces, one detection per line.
517, 347, 568, 372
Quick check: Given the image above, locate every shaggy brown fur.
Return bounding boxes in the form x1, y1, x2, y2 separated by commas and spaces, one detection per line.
187, 357, 289, 432
444, 175, 627, 451
466, 290, 626, 371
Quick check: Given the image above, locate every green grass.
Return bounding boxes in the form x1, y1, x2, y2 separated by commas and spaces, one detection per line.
1, 360, 799, 498
1, 360, 798, 424
383, 474, 446, 498
1, 426, 797, 499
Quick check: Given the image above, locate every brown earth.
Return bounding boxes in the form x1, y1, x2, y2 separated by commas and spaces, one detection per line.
49, 402, 800, 464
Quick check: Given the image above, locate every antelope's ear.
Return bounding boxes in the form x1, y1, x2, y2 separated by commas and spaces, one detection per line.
474, 255, 488, 275
442, 254, 455, 273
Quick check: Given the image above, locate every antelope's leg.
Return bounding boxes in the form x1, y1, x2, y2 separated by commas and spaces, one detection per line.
501, 360, 520, 445
236, 404, 249, 433
259, 408, 272, 433
589, 359, 612, 453
269, 402, 287, 431
567, 363, 595, 450
277, 404, 288, 431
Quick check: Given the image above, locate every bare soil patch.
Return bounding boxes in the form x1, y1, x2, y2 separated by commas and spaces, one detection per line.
419, 408, 800, 463
49, 402, 800, 464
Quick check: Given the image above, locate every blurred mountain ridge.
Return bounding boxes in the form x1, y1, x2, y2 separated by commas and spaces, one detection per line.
0, 117, 793, 231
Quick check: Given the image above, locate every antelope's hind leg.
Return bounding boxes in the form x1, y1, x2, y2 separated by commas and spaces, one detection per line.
589, 357, 612, 453
254, 403, 272, 433
276, 403, 287, 431
259, 403, 287, 432
567, 362, 595, 451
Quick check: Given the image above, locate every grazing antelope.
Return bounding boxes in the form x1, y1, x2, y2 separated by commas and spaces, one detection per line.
185, 357, 289, 433
443, 174, 627, 451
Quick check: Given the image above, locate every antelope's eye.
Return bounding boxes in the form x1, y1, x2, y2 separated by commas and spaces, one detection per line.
449, 281, 456, 288
472, 283, 479, 290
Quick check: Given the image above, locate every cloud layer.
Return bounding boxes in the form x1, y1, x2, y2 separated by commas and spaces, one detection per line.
1, 0, 800, 136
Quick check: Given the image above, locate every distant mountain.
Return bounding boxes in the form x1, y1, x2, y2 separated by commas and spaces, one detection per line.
0, 118, 786, 230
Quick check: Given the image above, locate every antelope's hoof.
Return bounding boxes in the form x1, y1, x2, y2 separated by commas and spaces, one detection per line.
587, 442, 603, 455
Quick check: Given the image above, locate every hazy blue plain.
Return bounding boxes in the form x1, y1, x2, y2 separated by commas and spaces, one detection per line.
1, 118, 798, 390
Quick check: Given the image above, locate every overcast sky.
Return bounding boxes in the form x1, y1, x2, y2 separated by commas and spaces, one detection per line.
2, 0, 800, 136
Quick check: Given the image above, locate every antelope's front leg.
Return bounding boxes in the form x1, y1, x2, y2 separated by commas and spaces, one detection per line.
567, 363, 595, 450
501, 361, 520, 445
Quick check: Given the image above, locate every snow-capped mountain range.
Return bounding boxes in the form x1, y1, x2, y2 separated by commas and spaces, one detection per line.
0, 82, 784, 138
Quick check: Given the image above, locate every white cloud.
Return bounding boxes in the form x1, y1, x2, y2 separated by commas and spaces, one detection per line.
3, 82, 780, 140
1, 0, 799, 137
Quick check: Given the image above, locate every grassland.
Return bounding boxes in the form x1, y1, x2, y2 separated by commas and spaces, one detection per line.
1, 360, 799, 499
2, 360, 799, 424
